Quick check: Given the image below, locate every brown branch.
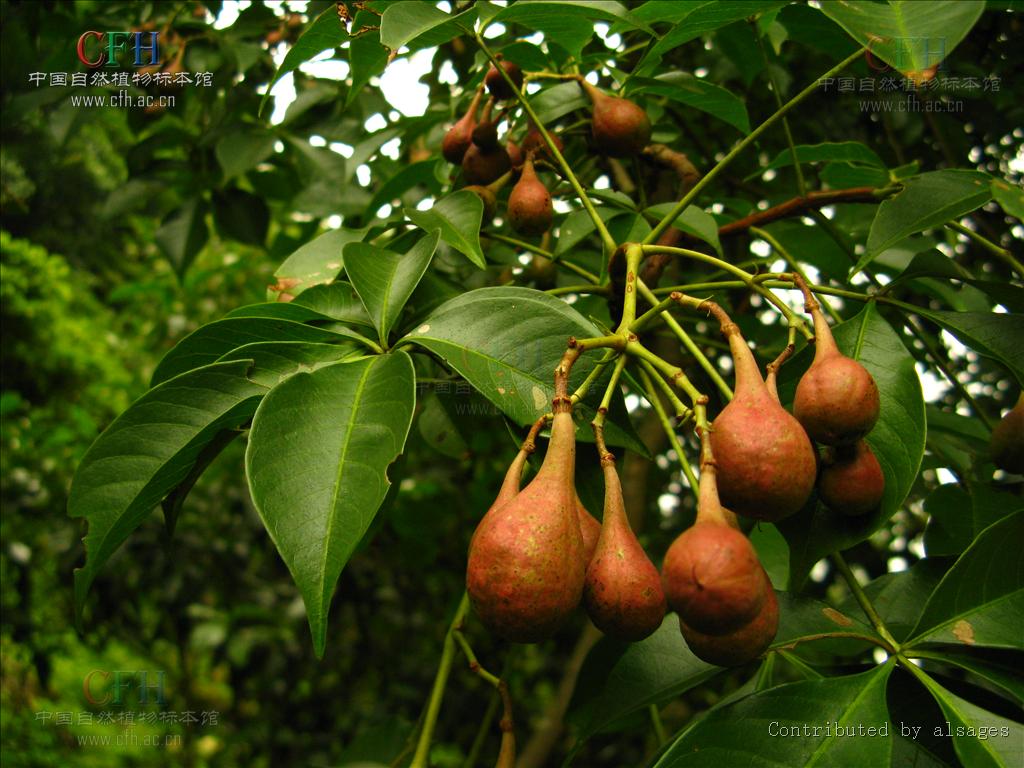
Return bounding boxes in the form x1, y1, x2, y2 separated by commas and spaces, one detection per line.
718, 187, 882, 238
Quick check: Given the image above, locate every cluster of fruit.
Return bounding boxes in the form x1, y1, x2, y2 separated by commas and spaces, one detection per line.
442, 60, 652, 236
465, 290, 888, 667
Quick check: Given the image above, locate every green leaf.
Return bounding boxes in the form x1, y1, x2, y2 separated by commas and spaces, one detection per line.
379, 1, 475, 51
771, 591, 876, 651
838, 558, 951, 643
345, 24, 389, 108
820, 1, 985, 78
778, 303, 926, 587
292, 281, 375, 327
531, 81, 589, 125
644, 203, 723, 257
568, 616, 719, 741
405, 191, 485, 269
762, 141, 885, 173
245, 353, 416, 658
343, 231, 440, 345
417, 392, 470, 459
860, 170, 992, 271
909, 669, 1024, 768
923, 485, 975, 557
911, 309, 1024, 386
493, 1, 652, 61
991, 177, 1024, 221
151, 318, 349, 386
652, 665, 895, 767
217, 341, 362, 388
400, 287, 645, 454
628, 72, 750, 133
223, 302, 333, 323
907, 510, 1024, 649
261, 7, 347, 114
69, 361, 267, 620
642, 2, 788, 65
155, 198, 209, 277
212, 188, 269, 246
917, 646, 1024, 706
215, 127, 277, 180
555, 207, 631, 257
366, 160, 444, 221
272, 227, 370, 299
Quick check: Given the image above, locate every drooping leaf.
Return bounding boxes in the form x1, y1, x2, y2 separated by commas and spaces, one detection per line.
652, 665, 895, 767
778, 303, 926, 586
907, 510, 1024, 650
216, 126, 277, 180
627, 72, 750, 133
218, 341, 362, 388
69, 361, 267, 621
991, 177, 1024, 221
343, 231, 439, 345
644, 203, 723, 257
909, 668, 1024, 768
820, 1, 985, 78
151, 318, 350, 386
261, 7, 347, 114
492, 1, 652, 61
212, 188, 269, 246
155, 197, 209, 277
761, 141, 885, 173
379, 1, 476, 51
345, 23, 389, 108
568, 616, 718, 742
911, 309, 1024, 387
291, 281, 375, 327
405, 191, 485, 269
860, 170, 992, 271
271, 227, 369, 299
399, 287, 646, 453
245, 353, 416, 658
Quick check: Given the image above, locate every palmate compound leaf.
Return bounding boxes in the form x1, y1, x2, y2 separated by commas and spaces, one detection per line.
245, 353, 416, 658
69, 360, 268, 622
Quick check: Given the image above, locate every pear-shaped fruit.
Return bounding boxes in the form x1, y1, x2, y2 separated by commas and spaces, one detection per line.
467, 404, 587, 642
583, 453, 666, 641
506, 139, 524, 168
794, 304, 880, 445
575, 492, 601, 563
471, 99, 500, 151
462, 143, 512, 185
710, 325, 817, 521
442, 89, 483, 165
580, 80, 651, 157
485, 60, 524, 100
507, 154, 552, 236
818, 440, 885, 516
662, 464, 768, 634
991, 395, 1024, 474
521, 126, 563, 161
679, 581, 778, 667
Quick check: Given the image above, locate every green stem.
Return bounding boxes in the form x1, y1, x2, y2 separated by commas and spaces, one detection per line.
616, 244, 644, 330
757, 32, 807, 197
830, 553, 900, 651
626, 341, 710, 432
474, 37, 616, 255
570, 349, 617, 405
637, 358, 691, 421
640, 244, 812, 338
545, 284, 610, 296
649, 704, 668, 746
946, 220, 1024, 278
484, 233, 600, 284
411, 593, 471, 768
644, 47, 865, 245
776, 650, 824, 679
636, 279, 733, 400
749, 226, 843, 323
592, 354, 628, 432
638, 366, 699, 502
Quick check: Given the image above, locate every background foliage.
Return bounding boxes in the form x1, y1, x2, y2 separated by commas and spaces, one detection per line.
1, 1, 1022, 767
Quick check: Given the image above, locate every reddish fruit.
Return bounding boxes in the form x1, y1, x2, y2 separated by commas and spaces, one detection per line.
442, 89, 484, 165
794, 304, 880, 445
464, 185, 497, 220
679, 582, 778, 667
580, 80, 651, 157
506, 140, 524, 168
507, 154, 552, 236
575, 492, 601, 563
818, 441, 885, 516
710, 324, 817, 521
583, 453, 666, 641
466, 403, 586, 643
485, 60, 524, 100
991, 395, 1024, 474
662, 465, 767, 634
521, 126, 563, 161
462, 143, 512, 185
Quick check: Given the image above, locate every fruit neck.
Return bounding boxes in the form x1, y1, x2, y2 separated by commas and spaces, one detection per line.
496, 447, 528, 502
579, 79, 606, 106
600, 459, 629, 529
810, 305, 839, 359
695, 462, 730, 527
724, 326, 766, 399
537, 409, 575, 486
460, 87, 483, 128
